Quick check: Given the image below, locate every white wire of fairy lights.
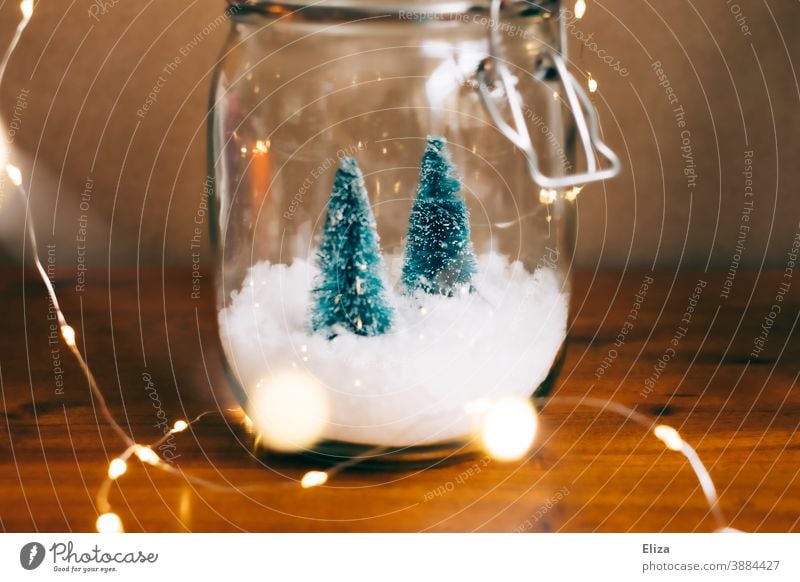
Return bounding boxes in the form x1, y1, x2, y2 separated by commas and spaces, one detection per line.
0, 0, 267, 533
535, 396, 732, 532
0, 0, 738, 534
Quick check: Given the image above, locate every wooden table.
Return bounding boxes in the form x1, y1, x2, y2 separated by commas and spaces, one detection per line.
1, 267, 797, 532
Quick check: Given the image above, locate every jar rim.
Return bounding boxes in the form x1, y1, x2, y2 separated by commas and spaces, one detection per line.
225, 0, 559, 19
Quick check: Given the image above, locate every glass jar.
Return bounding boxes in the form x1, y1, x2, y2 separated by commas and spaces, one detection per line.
209, 0, 619, 462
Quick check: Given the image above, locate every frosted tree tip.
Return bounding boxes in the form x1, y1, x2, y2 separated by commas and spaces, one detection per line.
426, 135, 447, 151
337, 156, 360, 177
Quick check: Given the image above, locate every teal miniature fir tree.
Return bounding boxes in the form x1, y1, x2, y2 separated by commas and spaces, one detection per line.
401, 136, 477, 296
310, 157, 394, 337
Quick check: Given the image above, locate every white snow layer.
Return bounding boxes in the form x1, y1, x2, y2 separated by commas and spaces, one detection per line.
219, 253, 568, 447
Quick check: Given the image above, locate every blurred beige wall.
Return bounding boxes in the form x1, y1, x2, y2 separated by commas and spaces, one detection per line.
0, 0, 798, 271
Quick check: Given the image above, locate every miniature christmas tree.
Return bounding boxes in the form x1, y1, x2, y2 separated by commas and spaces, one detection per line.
310, 157, 394, 337
401, 136, 477, 296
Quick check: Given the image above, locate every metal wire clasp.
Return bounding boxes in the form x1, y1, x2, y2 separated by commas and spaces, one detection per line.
476, 0, 620, 190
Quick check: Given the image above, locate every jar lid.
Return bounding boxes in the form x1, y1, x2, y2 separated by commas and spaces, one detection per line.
226, 0, 559, 19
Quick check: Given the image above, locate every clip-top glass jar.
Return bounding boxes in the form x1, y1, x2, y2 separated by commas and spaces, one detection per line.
209, 0, 619, 463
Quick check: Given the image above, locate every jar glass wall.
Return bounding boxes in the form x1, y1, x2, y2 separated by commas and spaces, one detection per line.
210, 0, 576, 457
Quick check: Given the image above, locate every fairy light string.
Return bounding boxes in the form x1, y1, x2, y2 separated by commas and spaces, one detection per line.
1, 0, 737, 535
538, 396, 731, 532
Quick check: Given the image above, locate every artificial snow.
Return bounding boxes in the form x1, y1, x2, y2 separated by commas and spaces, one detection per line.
219, 253, 568, 447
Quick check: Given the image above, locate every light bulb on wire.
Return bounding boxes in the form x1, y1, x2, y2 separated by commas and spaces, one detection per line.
96, 512, 123, 534
60, 324, 76, 347
107, 458, 127, 480
539, 188, 557, 205
565, 185, 584, 202
588, 73, 598, 94
172, 420, 189, 433
247, 370, 329, 452
20, 0, 34, 19
5, 164, 22, 186
480, 397, 538, 462
654, 424, 684, 451
134, 445, 160, 465
301, 471, 329, 489
574, 0, 587, 19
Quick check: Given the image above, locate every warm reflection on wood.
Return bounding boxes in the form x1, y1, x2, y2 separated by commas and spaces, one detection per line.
0, 268, 797, 532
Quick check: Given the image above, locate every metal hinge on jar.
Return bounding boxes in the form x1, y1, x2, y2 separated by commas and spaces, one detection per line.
476, 0, 621, 190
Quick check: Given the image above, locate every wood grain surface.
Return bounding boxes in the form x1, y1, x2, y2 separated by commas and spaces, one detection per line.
0, 267, 797, 532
